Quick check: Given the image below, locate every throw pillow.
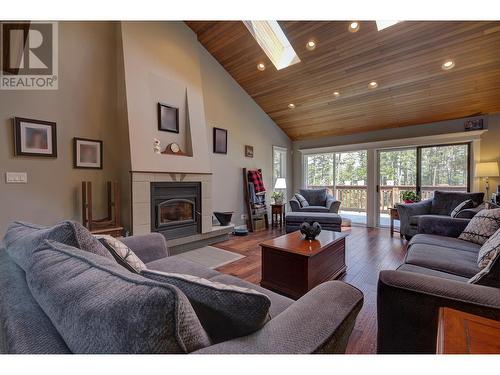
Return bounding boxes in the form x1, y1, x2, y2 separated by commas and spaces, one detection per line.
95, 235, 146, 273
3, 220, 113, 271
295, 193, 309, 207
141, 269, 271, 343
477, 228, 500, 268
468, 245, 500, 287
450, 199, 474, 218
26, 240, 211, 353
458, 208, 500, 245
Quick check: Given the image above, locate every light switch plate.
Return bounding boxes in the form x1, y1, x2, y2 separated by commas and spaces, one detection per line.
6, 172, 28, 183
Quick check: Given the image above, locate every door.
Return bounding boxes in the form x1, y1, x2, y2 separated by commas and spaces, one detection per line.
377, 148, 417, 227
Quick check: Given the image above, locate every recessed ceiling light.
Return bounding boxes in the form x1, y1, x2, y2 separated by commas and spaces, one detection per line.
288, 103, 296, 109
441, 59, 455, 70
306, 40, 316, 50
368, 81, 378, 89
257, 63, 266, 71
349, 22, 360, 33
333, 91, 340, 97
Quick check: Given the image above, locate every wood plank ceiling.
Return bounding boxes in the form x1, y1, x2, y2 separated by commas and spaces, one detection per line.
186, 21, 500, 140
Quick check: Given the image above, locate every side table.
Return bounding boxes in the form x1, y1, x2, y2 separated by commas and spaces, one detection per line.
271, 203, 285, 229
389, 207, 402, 237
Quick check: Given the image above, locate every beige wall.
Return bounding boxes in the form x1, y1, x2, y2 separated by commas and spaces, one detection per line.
198, 45, 293, 225
293, 114, 500, 195
120, 22, 211, 174
0, 22, 125, 236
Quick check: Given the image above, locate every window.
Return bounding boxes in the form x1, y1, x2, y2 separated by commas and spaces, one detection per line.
273, 146, 287, 194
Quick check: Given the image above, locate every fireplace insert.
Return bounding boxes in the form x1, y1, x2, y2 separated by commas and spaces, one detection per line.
150, 182, 201, 239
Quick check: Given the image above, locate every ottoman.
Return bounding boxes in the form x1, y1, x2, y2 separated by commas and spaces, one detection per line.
285, 212, 342, 233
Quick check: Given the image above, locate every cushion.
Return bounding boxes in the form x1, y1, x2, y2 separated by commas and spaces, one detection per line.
147, 256, 220, 279
26, 240, 211, 353
409, 234, 481, 254
397, 264, 469, 282
95, 235, 146, 273
405, 243, 480, 277
294, 193, 309, 207
459, 208, 500, 245
468, 247, 500, 287
285, 211, 342, 224
3, 221, 113, 271
450, 199, 474, 218
208, 273, 293, 318
299, 188, 327, 206
297, 206, 329, 213
477, 228, 500, 269
141, 269, 271, 343
430, 191, 484, 215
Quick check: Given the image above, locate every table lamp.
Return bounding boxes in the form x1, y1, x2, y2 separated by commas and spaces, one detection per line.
476, 162, 499, 199
274, 178, 287, 190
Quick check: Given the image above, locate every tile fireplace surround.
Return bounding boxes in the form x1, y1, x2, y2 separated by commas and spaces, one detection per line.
131, 172, 213, 236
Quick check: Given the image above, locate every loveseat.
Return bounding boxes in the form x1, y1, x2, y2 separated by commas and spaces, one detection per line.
397, 190, 484, 239
377, 215, 500, 353
0, 221, 363, 354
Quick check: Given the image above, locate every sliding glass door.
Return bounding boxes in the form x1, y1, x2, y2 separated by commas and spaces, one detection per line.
377, 143, 470, 227
418, 144, 470, 199
304, 151, 367, 224
378, 148, 417, 226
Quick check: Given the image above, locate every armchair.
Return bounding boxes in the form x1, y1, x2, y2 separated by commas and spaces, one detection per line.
397, 190, 484, 239
290, 188, 341, 214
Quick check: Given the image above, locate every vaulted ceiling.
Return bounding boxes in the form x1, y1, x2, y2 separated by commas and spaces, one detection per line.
186, 21, 500, 140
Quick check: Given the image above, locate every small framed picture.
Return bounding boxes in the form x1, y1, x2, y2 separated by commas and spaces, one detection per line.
14, 117, 57, 157
213, 127, 227, 154
245, 145, 254, 158
73, 138, 103, 169
158, 103, 179, 133
464, 119, 484, 131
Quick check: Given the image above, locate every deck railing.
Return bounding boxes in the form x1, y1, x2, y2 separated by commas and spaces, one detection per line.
307, 185, 467, 213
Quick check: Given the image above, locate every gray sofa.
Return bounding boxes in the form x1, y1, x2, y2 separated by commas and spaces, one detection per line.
397, 190, 484, 239
0, 222, 364, 354
377, 215, 500, 353
290, 188, 341, 213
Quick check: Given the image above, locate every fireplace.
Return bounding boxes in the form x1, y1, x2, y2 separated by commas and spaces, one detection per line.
150, 182, 201, 239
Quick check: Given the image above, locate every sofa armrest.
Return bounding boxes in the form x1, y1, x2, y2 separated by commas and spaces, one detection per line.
417, 216, 470, 238
289, 198, 301, 212
377, 270, 500, 353
120, 233, 169, 263
326, 196, 341, 213
397, 200, 432, 236
193, 281, 363, 354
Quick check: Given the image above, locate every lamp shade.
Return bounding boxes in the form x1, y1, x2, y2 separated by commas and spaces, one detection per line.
274, 178, 287, 189
476, 162, 499, 177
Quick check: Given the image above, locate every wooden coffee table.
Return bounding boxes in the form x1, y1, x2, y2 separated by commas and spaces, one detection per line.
260, 230, 347, 299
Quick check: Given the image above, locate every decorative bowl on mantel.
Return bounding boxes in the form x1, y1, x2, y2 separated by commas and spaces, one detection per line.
214, 211, 233, 226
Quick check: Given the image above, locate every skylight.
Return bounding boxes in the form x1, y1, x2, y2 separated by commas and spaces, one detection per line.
243, 21, 301, 70
376, 21, 401, 31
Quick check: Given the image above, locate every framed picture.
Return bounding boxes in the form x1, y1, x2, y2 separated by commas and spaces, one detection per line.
73, 138, 103, 169
14, 117, 57, 157
245, 145, 254, 158
213, 127, 227, 154
464, 119, 484, 131
157, 103, 179, 133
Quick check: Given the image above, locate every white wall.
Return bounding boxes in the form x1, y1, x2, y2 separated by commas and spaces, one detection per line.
197, 44, 293, 225
0, 22, 125, 235
120, 22, 211, 174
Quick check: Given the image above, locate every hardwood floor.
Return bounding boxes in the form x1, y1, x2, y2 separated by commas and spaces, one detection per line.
214, 226, 407, 354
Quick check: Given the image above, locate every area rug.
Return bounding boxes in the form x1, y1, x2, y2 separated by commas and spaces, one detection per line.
172, 246, 245, 269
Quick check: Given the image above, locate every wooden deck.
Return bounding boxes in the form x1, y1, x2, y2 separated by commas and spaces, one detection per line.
214, 226, 407, 354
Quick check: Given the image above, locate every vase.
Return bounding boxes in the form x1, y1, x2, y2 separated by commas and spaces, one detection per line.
299, 221, 322, 240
